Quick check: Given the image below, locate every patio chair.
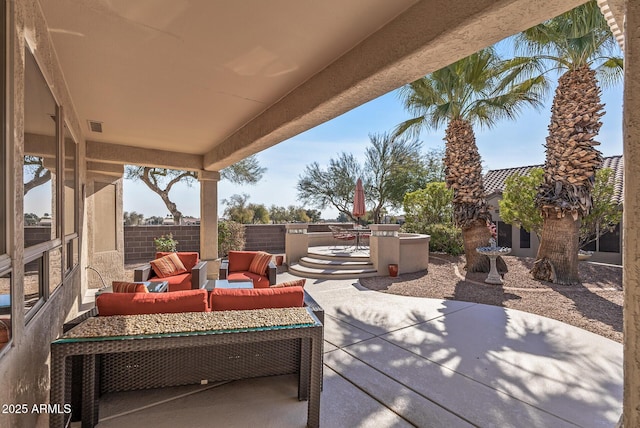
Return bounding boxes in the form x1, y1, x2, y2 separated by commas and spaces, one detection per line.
134, 252, 207, 292
328, 226, 356, 249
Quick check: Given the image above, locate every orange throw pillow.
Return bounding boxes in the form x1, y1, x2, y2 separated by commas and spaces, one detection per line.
271, 279, 306, 288
248, 251, 272, 275
112, 281, 149, 293
150, 253, 187, 278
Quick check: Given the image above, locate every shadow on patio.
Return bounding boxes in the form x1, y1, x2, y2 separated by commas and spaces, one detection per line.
73, 274, 622, 428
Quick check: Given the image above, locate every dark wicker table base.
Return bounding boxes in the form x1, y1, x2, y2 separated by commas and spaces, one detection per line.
50, 310, 322, 428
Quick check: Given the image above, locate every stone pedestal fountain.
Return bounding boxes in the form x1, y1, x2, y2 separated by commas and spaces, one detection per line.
476, 238, 511, 285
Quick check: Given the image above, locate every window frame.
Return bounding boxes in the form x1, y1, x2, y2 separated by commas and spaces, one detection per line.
63, 119, 79, 275
0, 0, 11, 355
22, 41, 64, 317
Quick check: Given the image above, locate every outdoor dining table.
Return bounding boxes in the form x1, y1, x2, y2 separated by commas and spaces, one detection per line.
50, 307, 323, 428
346, 228, 370, 250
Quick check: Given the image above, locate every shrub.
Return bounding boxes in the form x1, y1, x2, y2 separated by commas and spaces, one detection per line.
153, 233, 178, 252
423, 223, 464, 255
218, 220, 245, 257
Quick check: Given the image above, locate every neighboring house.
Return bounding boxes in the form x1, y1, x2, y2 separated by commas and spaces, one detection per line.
484, 155, 623, 265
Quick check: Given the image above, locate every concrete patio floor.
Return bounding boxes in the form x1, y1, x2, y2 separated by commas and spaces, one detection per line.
80, 273, 623, 428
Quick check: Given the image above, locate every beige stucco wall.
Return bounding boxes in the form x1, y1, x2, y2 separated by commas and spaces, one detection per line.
85, 174, 124, 288
623, 0, 640, 425
0, 1, 87, 426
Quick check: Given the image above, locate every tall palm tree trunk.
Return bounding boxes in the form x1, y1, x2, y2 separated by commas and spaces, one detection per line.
532, 215, 579, 284
445, 119, 506, 273
532, 67, 603, 284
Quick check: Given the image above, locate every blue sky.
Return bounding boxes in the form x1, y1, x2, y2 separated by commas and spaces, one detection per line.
123, 79, 623, 220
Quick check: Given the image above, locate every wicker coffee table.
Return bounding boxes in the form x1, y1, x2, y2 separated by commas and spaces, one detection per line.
50, 308, 323, 428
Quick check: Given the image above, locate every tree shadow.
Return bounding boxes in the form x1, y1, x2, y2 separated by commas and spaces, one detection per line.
321, 287, 622, 427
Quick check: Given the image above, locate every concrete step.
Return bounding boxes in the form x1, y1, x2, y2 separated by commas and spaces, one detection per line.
288, 263, 378, 279
306, 250, 370, 263
299, 256, 373, 271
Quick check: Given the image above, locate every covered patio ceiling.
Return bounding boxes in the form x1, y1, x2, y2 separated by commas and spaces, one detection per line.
40, 0, 593, 172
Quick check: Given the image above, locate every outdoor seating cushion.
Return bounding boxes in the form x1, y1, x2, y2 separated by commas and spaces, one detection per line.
156, 252, 199, 271
150, 253, 187, 278
209, 286, 304, 311
161, 273, 193, 292
271, 279, 306, 288
227, 251, 259, 272
227, 271, 270, 288
112, 281, 149, 293
96, 289, 209, 316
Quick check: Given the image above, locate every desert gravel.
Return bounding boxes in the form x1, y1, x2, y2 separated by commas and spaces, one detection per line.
360, 254, 623, 343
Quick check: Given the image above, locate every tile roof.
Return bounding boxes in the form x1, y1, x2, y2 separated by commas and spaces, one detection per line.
483, 155, 624, 205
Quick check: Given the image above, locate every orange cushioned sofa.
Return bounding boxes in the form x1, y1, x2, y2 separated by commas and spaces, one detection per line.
96, 289, 210, 316
134, 252, 207, 292
93, 287, 322, 323
219, 251, 277, 288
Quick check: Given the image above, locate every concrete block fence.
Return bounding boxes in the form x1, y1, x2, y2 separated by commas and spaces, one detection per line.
124, 224, 295, 263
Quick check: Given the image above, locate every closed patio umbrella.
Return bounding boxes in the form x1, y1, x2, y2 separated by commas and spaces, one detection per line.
352, 178, 366, 226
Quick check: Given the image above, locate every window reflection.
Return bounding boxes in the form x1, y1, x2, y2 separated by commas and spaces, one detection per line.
0, 272, 10, 351
49, 247, 62, 295
23, 46, 57, 246
24, 256, 43, 312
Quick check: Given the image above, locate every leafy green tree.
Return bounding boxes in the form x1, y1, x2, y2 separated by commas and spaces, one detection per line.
223, 193, 254, 224
24, 213, 39, 226
499, 168, 544, 239
306, 209, 322, 223
297, 134, 429, 223
364, 133, 428, 223
516, 0, 623, 284
579, 168, 622, 248
123, 211, 145, 226
297, 153, 362, 221
336, 212, 349, 223
146, 216, 164, 225
423, 147, 446, 183
395, 47, 545, 272
403, 182, 453, 229
499, 167, 621, 250
268, 205, 288, 224
287, 206, 311, 223
126, 155, 265, 224
402, 183, 463, 255
248, 203, 270, 224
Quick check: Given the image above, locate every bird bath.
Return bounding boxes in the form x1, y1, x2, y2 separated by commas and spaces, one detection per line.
476, 241, 511, 285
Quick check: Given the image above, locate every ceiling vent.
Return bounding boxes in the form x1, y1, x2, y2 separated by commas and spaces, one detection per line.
88, 120, 103, 133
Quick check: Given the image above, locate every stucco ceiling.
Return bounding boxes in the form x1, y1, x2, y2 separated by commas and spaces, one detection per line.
39, 0, 591, 171
40, 1, 418, 153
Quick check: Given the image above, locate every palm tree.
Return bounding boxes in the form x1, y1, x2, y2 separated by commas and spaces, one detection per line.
516, 0, 623, 284
395, 47, 545, 272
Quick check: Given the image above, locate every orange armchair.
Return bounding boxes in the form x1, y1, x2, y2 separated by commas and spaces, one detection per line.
134, 252, 208, 292
219, 251, 276, 288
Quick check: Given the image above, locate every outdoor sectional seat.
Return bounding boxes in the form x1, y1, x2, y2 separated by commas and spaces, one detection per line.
220, 250, 277, 288
134, 251, 207, 292
96, 289, 210, 316
63, 289, 324, 414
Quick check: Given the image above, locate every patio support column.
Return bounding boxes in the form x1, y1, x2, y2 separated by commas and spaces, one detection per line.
199, 170, 220, 279
624, 1, 640, 426
369, 224, 400, 276
285, 223, 309, 265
